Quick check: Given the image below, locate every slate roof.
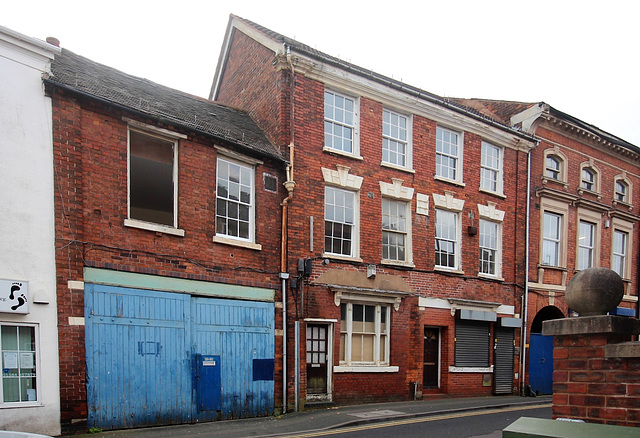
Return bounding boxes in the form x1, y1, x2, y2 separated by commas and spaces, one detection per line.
47, 48, 284, 162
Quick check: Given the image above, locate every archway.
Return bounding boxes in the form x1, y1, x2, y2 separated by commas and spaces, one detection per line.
529, 306, 564, 395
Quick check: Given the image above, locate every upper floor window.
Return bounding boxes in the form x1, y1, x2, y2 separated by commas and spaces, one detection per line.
612, 229, 628, 278
479, 219, 500, 276
1, 324, 38, 404
340, 302, 390, 366
545, 156, 561, 180
382, 199, 409, 262
382, 109, 410, 169
128, 128, 177, 227
435, 209, 459, 270
436, 127, 463, 184
324, 90, 358, 156
480, 141, 503, 195
615, 180, 628, 203
577, 220, 596, 270
216, 157, 255, 242
542, 211, 562, 266
581, 168, 595, 191
325, 186, 357, 257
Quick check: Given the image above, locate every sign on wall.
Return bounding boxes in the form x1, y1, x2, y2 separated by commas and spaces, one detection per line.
0, 279, 29, 314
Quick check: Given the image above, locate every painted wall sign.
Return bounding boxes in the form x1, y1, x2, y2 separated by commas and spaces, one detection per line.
0, 279, 29, 314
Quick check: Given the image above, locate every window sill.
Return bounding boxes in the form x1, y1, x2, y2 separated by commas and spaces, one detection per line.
334, 365, 399, 373
323, 147, 363, 161
479, 188, 506, 199
0, 401, 43, 408
381, 162, 415, 174
434, 266, 464, 275
434, 175, 465, 187
381, 259, 415, 268
124, 219, 185, 237
322, 253, 363, 263
478, 273, 504, 282
213, 235, 262, 250
449, 366, 493, 373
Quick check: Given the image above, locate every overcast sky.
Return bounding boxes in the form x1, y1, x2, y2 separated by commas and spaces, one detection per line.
5, 1, 639, 145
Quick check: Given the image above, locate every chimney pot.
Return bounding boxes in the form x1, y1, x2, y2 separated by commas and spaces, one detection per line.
46, 37, 60, 47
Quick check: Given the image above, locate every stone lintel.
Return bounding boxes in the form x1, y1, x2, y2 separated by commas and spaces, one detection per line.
605, 341, 640, 359
542, 315, 640, 336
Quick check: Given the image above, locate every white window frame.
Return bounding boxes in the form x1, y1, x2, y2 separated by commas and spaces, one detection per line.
577, 220, 596, 270
579, 163, 599, 193
324, 89, 360, 158
382, 198, 410, 264
613, 175, 632, 205
576, 208, 601, 271
382, 109, 412, 171
435, 209, 460, 271
478, 219, 501, 278
539, 198, 569, 268
124, 119, 186, 237
324, 186, 357, 258
339, 302, 390, 367
379, 179, 414, 267
433, 192, 465, 273
435, 126, 464, 185
542, 212, 562, 267
0, 323, 40, 407
480, 141, 503, 195
214, 155, 261, 250
611, 218, 633, 280
542, 148, 568, 185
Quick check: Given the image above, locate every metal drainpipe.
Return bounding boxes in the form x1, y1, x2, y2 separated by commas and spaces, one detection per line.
520, 147, 532, 396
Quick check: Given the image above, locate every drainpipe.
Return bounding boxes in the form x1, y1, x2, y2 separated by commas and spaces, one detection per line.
280, 43, 297, 414
520, 147, 532, 396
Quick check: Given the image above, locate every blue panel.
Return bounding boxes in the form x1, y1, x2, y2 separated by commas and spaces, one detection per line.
195, 355, 221, 411
253, 359, 275, 381
529, 333, 554, 395
609, 307, 636, 317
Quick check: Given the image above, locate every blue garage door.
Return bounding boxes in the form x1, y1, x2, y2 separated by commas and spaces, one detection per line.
85, 284, 274, 430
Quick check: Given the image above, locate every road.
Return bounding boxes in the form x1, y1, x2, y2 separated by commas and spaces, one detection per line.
281, 404, 551, 438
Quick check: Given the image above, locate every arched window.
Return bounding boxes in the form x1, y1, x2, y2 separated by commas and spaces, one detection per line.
615, 180, 628, 203
581, 168, 595, 191
545, 155, 561, 180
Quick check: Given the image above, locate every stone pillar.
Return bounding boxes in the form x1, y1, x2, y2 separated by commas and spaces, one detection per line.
543, 315, 640, 426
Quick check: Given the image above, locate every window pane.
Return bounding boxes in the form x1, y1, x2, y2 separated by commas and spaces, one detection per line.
216, 158, 254, 240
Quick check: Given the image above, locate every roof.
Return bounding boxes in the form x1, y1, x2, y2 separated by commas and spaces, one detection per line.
214, 15, 536, 143
450, 98, 640, 155
47, 48, 284, 162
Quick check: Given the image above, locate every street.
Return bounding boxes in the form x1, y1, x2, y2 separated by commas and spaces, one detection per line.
281, 404, 551, 438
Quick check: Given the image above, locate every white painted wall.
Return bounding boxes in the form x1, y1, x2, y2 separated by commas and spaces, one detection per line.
0, 26, 61, 436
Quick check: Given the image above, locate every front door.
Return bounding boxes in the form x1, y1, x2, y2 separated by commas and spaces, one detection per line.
423, 327, 440, 388
306, 324, 329, 398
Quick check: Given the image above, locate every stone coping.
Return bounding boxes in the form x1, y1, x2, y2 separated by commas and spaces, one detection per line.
542, 315, 640, 336
605, 341, 640, 358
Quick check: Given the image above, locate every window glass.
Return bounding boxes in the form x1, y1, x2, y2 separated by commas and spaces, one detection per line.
542, 212, 561, 266
435, 209, 458, 268
325, 91, 355, 154
325, 187, 356, 256
129, 130, 175, 226
545, 156, 561, 180
436, 127, 460, 181
612, 230, 628, 277
1, 325, 37, 403
581, 168, 595, 191
339, 303, 389, 366
382, 109, 408, 167
480, 142, 501, 193
216, 158, 254, 240
578, 220, 595, 270
479, 219, 498, 275
382, 199, 407, 261
615, 181, 628, 202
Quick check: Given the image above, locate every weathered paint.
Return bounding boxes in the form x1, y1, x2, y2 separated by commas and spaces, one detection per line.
85, 283, 275, 430
84, 267, 275, 302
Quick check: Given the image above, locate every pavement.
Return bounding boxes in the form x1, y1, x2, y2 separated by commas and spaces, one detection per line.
75, 395, 552, 438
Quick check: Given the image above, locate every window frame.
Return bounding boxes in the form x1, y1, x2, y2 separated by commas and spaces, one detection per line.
480, 141, 503, 195
478, 219, 501, 277
124, 120, 186, 237
339, 302, 390, 367
435, 126, 464, 185
542, 148, 568, 185
1, 323, 40, 407
576, 208, 601, 271
324, 89, 360, 158
381, 108, 412, 171
539, 198, 569, 268
613, 175, 632, 205
435, 209, 461, 271
324, 186, 358, 259
611, 218, 633, 280
214, 156, 259, 248
381, 198, 410, 264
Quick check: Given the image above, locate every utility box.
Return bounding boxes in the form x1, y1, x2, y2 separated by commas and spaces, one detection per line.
194, 354, 221, 412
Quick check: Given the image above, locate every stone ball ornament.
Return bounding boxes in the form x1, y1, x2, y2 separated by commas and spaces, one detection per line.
565, 267, 624, 316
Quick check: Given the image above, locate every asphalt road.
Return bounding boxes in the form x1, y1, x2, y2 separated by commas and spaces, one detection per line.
281, 405, 552, 438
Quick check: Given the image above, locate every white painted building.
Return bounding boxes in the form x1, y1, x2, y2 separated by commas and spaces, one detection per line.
0, 26, 61, 435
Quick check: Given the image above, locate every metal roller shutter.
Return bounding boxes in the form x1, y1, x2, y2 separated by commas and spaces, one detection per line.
494, 327, 515, 394
454, 319, 490, 367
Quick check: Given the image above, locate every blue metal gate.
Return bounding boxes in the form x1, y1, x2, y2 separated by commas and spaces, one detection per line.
85, 284, 274, 430
528, 333, 554, 395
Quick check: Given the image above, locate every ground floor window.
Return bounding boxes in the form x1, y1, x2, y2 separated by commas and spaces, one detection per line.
1, 324, 37, 403
339, 302, 389, 366
454, 319, 490, 367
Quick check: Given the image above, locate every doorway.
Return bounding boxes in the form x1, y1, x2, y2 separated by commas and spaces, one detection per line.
306, 324, 331, 401
423, 327, 440, 388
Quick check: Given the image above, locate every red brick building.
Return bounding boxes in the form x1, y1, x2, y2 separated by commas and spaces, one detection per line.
455, 99, 640, 396
46, 49, 288, 432
211, 16, 537, 408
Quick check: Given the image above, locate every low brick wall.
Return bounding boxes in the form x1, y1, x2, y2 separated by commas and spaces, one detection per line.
543, 316, 640, 427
